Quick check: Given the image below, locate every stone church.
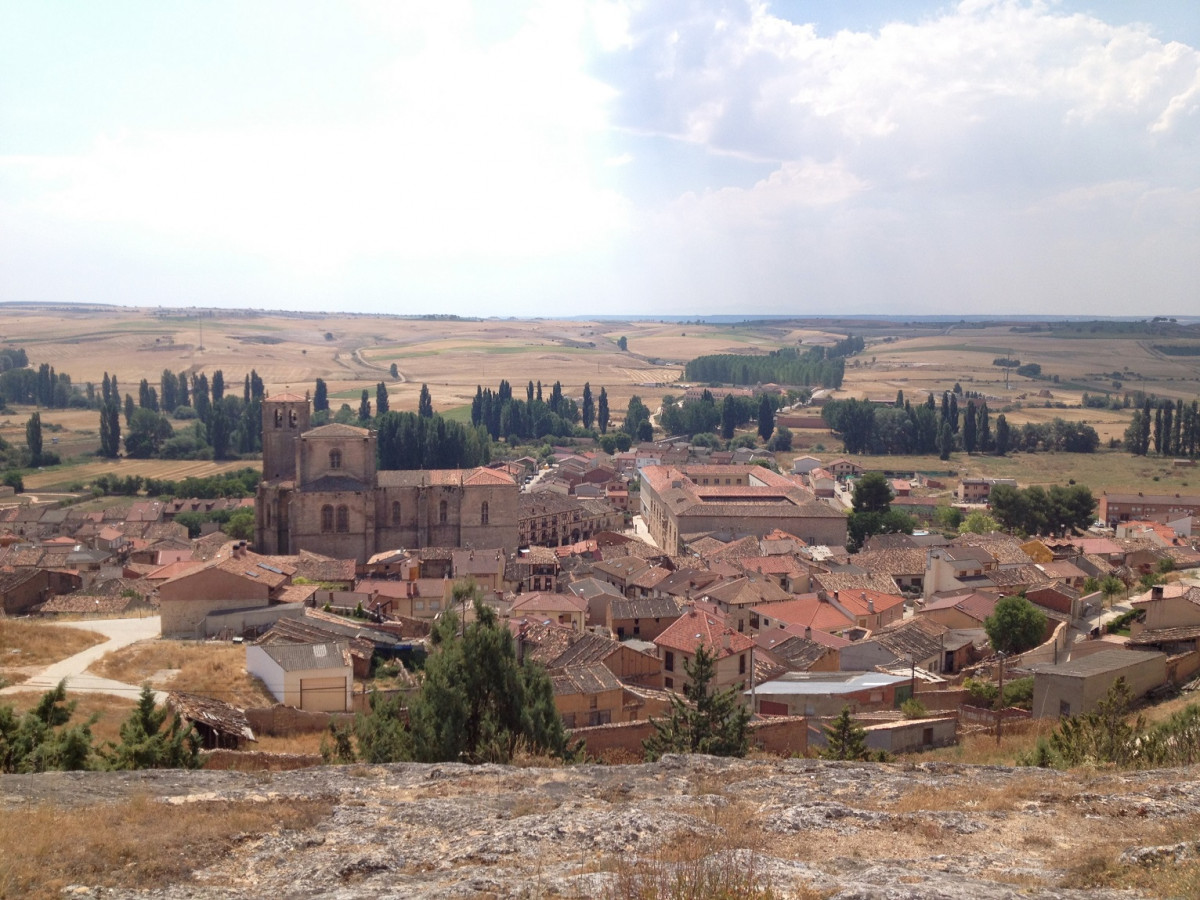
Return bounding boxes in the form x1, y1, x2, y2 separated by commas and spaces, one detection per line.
254, 393, 518, 563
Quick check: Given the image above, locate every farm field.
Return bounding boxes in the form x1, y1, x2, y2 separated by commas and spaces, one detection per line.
1, 306, 1198, 500
16, 458, 254, 493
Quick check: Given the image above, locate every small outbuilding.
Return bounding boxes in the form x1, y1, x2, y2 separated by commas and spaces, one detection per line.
1027, 648, 1167, 719
245, 640, 353, 712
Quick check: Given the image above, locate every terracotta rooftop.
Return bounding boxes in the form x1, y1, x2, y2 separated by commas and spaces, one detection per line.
654, 608, 755, 658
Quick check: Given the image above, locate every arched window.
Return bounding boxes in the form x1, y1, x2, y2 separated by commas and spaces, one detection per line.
391, 501, 401, 526
321, 505, 334, 533
274, 409, 283, 427
289, 409, 298, 428
329, 449, 342, 470
480, 501, 489, 526
336, 505, 350, 533
438, 500, 448, 525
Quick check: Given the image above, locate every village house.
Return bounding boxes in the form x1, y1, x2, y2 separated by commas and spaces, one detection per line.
653, 607, 755, 694
510, 591, 589, 630
607, 595, 684, 642
1027, 648, 1167, 719
1098, 491, 1200, 526
158, 542, 297, 639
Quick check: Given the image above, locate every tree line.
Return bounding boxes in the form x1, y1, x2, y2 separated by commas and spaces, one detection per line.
96, 369, 267, 461
1124, 397, 1200, 458
986, 483, 1096, 536
823, 390, 1098, 457
469, 379, 609, 442
684, 343, 851, 388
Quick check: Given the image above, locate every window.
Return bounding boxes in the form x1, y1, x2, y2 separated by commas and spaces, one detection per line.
391, 501, 401, 526
288, 409, 298, 428
439, 500, 448, 524
336, 505, 349, 533
739, 654, 746, 675
664, 651, 674, 672
329, 449, 342, 470
664, 677, 673, 690
480, 501, 489, 525
321, 505, 334, 533
274, 409, 283, 427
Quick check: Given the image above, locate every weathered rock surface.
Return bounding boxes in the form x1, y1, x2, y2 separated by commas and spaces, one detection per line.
4, 755, 1198, 898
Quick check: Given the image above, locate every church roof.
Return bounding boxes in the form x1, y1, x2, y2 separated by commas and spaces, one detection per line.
265, 392, 308, 402
302, 423, 371, 439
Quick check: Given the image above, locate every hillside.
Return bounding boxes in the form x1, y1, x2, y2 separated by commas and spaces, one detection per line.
3, 755, 1199, 898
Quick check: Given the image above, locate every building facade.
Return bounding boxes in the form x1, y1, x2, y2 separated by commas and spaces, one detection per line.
255, 395, 518, 563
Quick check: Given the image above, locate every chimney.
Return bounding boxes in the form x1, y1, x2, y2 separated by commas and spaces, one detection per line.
867, 598, 875, 613
818, 590, 828, 602
833, 590, 839, 604
722, 631, 731, 651
1152, 584, 1164, 600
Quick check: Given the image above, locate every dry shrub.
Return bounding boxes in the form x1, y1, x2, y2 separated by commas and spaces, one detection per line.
0, 619, 105, 667
251, 730, 328, 756
605, 839, 779, 900
0, 795, 332, 899
89, 640, 275, 707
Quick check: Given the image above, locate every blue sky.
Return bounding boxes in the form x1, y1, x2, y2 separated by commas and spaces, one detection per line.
1, 1, 1196, 317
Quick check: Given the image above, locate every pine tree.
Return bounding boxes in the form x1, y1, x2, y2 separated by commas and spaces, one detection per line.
643, 644, 750, 761
418, 384, 434, 418
358, 389, 372, 421
820, 706, 870, 760
103, 685, 201, 770
313, 378, 329, 412
376, 382, 389, 415
403, 596, 571, 764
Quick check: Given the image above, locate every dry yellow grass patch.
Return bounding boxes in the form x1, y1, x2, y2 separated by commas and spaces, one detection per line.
1, 690, 137, 746
252, 730, 329, 755
0, 795, 332, 900
89, 640, 275, 708
0, 618, 106, 667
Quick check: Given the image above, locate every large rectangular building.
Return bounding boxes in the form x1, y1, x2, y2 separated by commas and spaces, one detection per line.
639, 464, 847, 553
1098, 491, 1200, 526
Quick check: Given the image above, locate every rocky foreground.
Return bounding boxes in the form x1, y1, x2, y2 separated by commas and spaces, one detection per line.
5, 755, 1200, 899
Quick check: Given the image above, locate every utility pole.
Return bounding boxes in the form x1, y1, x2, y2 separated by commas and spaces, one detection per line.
995, 652, 1007, 746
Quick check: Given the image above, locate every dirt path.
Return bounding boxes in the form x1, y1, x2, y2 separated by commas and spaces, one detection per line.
0, 616, 165, 703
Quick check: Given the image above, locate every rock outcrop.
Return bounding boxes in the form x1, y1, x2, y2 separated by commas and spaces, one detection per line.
5, 755, 1199, 898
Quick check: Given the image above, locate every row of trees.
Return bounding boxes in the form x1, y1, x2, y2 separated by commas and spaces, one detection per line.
684, 343, 853, 388
1125, 397, 1200, 458
659, 391, 784, 441
97, 369, 267, 461
376, 411, 492, 470
469, 380, 609, 443
824, 391, 1098, 457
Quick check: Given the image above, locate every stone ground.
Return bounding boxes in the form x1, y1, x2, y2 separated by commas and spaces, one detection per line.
4, 754, 1200, 898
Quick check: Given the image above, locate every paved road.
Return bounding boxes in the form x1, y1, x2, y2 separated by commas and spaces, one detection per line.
1, 615, 165, 702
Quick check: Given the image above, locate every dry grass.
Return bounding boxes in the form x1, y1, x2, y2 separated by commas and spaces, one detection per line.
0, 795, 332, 899
0, 619, 106, 667
88, 640, 275, 708
252, 731, 329, 755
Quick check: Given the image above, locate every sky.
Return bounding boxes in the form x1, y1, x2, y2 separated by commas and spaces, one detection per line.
1, 1, 1197, 319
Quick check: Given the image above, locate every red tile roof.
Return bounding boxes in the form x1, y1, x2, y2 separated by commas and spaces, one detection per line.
654, 607, 755, 658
